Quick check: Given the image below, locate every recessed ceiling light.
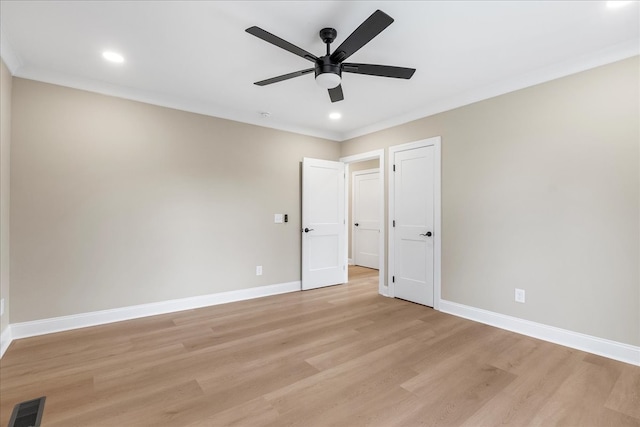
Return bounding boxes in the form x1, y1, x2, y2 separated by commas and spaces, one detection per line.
329, 112, 341, 120
606, 1, 634, 8
102, 51, 124, 63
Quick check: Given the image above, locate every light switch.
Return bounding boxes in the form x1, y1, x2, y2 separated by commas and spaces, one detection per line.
274, 214, 284, 224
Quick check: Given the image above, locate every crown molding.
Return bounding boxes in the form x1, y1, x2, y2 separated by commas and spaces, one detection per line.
340, 39, 640, 141
0, 26, 23, 73
13, 65, 343, 142
9, 39, 638, 143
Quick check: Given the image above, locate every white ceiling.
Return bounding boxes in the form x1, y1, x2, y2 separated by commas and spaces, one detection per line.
1, 1, 638, 141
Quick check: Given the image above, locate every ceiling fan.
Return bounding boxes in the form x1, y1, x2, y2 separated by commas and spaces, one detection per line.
246, 9, 416, 103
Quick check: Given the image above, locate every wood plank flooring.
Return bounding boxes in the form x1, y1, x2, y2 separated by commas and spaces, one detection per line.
1, 266, 639, 426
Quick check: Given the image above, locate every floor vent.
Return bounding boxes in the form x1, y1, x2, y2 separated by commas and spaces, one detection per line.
7, 396, 46, 427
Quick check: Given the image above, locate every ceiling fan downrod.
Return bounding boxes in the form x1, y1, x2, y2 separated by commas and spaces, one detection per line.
319, 27, 337, 55
315, 28, 341, 88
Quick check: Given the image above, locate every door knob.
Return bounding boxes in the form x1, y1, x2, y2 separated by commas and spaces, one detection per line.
420, 231, 433, 237
354, 223, 359, 227
303, 228, 314, 233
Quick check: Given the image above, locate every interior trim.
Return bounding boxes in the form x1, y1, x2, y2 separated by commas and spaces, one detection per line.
341, 41, 639, 141
0, 325, 13, 358
3, 288, 638, 366
3, 280, 300, 355
8, 43, 637, 142
440, 299, 640, 367
340, 149, 385, 295
0, 27, 23, 73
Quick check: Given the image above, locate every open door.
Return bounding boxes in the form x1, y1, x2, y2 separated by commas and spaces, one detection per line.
301, 158, 346, 290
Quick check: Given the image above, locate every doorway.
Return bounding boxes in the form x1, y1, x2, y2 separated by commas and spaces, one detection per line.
352, 167, 380, 270
340, 150, 385, 296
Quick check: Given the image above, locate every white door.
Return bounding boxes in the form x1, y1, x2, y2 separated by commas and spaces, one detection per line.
392, 145, 435, 306
301, 158, 346, 290
353, 170, 380, 269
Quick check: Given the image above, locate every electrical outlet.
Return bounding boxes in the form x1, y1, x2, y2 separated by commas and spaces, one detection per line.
515, 288, 525, 303
256, 266, 262, 276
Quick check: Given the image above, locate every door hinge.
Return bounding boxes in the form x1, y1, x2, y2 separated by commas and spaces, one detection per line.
393, 164, 396, 172
392, 276, 395, 283
393, 220, 395, 227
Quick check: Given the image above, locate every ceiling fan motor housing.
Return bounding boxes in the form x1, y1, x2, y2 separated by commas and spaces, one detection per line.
314, 56, 342, 88
315, 56, 342, 79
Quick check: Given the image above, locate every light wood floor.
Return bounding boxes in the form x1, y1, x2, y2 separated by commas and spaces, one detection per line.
1, 266, 639, 426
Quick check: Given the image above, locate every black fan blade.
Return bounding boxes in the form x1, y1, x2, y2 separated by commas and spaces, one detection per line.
246, 26, 318, 63
328, 85, 344, 103
330, 10, 394, 63
254, 68, 314, 86
342, 63, 415, 79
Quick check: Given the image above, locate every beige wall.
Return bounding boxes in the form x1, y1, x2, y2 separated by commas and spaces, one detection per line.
6, 56, 639, 348
341, 57, 640, 346
348, 159, 379, 261
0, 60, 11, 335
10, 78, 339, 322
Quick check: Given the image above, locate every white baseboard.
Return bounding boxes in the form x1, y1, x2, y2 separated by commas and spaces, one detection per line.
7, 281, 301, 345
5, 289, 637, 367
439, 299, 640, 367
0, 325, 12, 358
348, 258, 354, 265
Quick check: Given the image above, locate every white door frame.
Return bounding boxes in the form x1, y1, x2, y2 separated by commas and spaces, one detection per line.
352, 168, 380, 269
388, 137, 442, 310
340, 149, 386, 296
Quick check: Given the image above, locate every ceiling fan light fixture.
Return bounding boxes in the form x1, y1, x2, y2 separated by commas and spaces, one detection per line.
315, 72, 341, 89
